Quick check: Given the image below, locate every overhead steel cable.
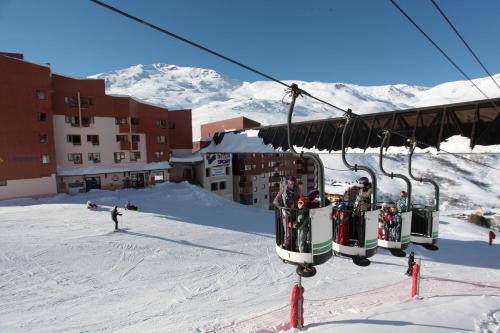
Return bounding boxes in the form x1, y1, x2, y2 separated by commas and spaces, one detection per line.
89, 0, 348, 113
90, 0, 499, 172
430, 0, 500, 91
388, 0, 497, 105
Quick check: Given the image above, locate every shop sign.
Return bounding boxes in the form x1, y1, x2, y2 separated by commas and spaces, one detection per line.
205, 153, 231, 168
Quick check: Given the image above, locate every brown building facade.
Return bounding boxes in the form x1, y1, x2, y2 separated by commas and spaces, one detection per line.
0, 53, 192, 200
200, 116, 260, 138
0, 54, 57, 199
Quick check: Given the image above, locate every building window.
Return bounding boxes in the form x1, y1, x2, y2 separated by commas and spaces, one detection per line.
38, 112, 47, 122
253, 187, 257, 192
261, 184, 266, 189
0, 180, 7, 186
88, 153, 101, 163
64, 115, 80, 126
253, 198, 258, 204
116, 135, 128, 142
114, 152, 126, 163
80, 97, 92, 108
157, 135, 167, 144
157, 119, 166, 128
226, 167, 230, 175
68, 153, 83, 164
211, 182, 218, 191
36, 90, 45, 100
41, 155, 50, 164
168, 122, 176, 130
130, 151, 141, 162
87, 135, 99, 145
81, 117, 94, 127
67, 135, 82, 145
154, 151, 164, 161
131, 135, 140, 143
115, 117, 128, 125
131, 117, 139, 125
220, 181, 226, 190
39, 134, 48, 144
64, 96, 78, 106
206, 168, 210, 177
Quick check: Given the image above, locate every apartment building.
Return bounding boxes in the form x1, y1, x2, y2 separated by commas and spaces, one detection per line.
0, 53, 57, 200
0, 52, 192, 200
196, 131, 318, 209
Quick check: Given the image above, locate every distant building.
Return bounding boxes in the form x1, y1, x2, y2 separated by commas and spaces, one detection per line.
200, 116, 260, 138
195, 131, 318, 209
0, 52, 192, 200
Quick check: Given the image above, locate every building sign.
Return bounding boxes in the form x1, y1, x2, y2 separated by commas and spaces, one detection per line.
210, 167, 226, 177
204, 153, 232, 168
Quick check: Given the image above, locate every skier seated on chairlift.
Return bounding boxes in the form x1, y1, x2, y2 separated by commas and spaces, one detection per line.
86, 200, 98, 210
354, 177, 372, 213
273, 175, 300, 251
125, 200, 138, 211
389, 204, 401, 241
378, 202, 390, 240
296, 196, 311, 253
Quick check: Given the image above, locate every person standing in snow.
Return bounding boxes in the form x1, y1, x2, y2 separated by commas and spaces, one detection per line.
489, 230, 496, 246
273, 175, 300, 250
406, 251, 415, 276
111, 206, 122, 231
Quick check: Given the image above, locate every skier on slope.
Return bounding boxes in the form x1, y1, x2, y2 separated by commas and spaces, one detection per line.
489, 230, 496, 246
111, 206, 122, 231
405, 251, 415, 276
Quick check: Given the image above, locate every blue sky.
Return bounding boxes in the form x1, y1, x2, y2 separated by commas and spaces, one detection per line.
1, 0, 500, 87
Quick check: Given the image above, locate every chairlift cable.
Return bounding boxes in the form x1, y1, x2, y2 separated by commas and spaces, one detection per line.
430, 0, 500, 91
388, 0, 500, 114
90, 0, 499, 172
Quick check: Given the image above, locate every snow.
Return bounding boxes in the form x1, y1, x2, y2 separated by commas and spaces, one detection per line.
201, 130, 285, 153
88, 64, 500, 139
1, 182, 499, 332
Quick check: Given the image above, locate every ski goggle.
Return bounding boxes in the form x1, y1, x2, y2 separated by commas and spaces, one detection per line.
297, 201, 305, 206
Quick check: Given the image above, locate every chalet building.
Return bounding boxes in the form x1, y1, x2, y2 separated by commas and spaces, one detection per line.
0, 52, 192, 200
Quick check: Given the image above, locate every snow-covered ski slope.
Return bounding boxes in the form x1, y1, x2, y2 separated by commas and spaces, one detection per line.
1, 182, 499, 332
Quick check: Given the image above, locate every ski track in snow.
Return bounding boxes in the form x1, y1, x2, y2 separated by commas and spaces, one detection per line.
204, 277, 500, 332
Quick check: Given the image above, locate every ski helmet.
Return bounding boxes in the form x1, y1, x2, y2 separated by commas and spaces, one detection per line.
297, 196, 307, 208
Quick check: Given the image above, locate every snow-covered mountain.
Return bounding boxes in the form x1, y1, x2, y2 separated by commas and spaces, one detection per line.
89, 64, 500, 138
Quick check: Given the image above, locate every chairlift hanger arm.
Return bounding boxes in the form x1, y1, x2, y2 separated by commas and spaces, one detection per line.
379, 131, 412, 207
341, 112, 377, 210
408, 142, 439, 211
286, 84, 325, 207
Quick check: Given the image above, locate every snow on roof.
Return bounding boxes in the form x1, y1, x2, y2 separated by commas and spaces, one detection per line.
200, 130, 286, 154
57, 162, 172, 176
169, 152, 203, 163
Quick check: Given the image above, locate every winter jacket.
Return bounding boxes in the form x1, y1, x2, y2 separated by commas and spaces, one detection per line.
355, 187, 372, 212
273, 182, 299, 209
111, 208, 122, 221
396, 197, 408, 213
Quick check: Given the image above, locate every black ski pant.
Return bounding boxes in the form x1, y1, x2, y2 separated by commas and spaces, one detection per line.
113, 217, 118, 230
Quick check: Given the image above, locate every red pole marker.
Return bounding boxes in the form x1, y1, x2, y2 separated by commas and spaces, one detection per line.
290, 283, 304, 328
411, 263, 420, 298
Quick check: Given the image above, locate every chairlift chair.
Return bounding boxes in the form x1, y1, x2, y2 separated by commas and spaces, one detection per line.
377, 131, 412, 257
331, 111, 378, 267
274, 84, 333, 277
